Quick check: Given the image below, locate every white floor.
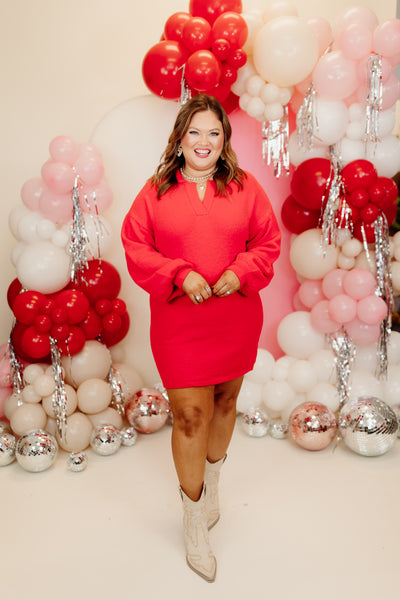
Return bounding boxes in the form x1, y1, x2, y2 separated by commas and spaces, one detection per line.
2, 418, 399, 600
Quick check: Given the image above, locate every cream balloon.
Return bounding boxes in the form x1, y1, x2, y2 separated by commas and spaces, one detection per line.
262, 379, 295, 413
230, 60, 257, 96
10, 403, 47, 436
62, 340, 112, 387
290, 229, 339, 280
42, 384, 78, 417
56, 412, 93, 452
77, 378, 112, 414
32, 374, 56, 397
241, 12, 263, 55
4, 393, 21, 420
16, 241, 71, 294
21, 385, 42, 404
111, 362, 144, 401
277, 311, 325, 359
23, 364, 45, 385
253, 17, 319, 87
263, 0, 298, 21
88, 407, 123, 430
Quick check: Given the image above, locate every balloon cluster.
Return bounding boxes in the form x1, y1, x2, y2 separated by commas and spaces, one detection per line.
142, 0, 247, 111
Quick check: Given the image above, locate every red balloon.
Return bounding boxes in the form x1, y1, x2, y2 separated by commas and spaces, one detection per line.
10, 323, 46, 363
212, 38, 231, 59
211, 12, 248, 50
79, 307, 102, 340
142, 41, 188, 99
7, 278, 22, 309
360, 203, 380, 224
95, 298, 113, 316
185, 50, 222, 92
34, 314, 52, 333
281, 195, 320, 234
181, 17, 212, 52
72, 260, 121, 304
341, 160, 378, 193
189, 0, 243, 25
101, 313, 130, 347
208, 82, 231, 102
57, 326, 86, 356
226, 47, 247, 68
221, 91, 239, 113
220, 63, 237, 86
21, 326, 51, 359
353, 220, 375, 244
53, 289, 90, 324
369, 177, 398, 208
51, 323, 70, 342
112, 299, 127, 315
347, 188, 369, 208
164, 12, 191, 41
12, 290, 48, 325
102, 312, 122, 333
290, 158, 332, 210
51, 307, 68, 324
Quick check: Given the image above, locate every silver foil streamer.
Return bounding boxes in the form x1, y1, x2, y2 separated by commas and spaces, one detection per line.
180, 65, 191, 106
7, 329, 24, 398
296, 82, 317, 150
69, 179, 89, 283
49, 337, 68, 441
374, 214, 393, 379
328, 328, 356, 410
364, 54, 383, 144
262, 105, 290, 178
108, 367, 126, 416
320, 153, 348, 251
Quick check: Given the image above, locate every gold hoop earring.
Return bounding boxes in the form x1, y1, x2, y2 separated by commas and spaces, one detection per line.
177, 144, 183, 157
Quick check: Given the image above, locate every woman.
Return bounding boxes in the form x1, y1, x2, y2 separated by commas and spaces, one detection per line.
121, 94, 281, 582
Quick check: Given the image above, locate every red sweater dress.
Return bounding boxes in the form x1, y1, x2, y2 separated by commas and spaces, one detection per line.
121, 170, 281, 388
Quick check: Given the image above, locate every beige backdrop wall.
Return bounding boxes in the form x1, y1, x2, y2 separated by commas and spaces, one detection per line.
1, 0, 397, 361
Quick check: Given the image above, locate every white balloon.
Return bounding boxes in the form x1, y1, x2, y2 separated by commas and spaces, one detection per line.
287, 359, 318, 392
263, 0, 298, 21
290, 229, 339, 279
260, 83, 280, 104
16, 241, 71, 293
51, 229, 69, 247
337, 253, 355, 270
242, 12, 263, 55
365, 135, 400, 177
308, 349, 336, 383
387, 331, 400, 365
238, 92, 251, 111
348, 369, 382, 401
231, 60, 257, 96
237, 378, 263, 413
391, 261, 400, 292
262, 379, 295, 412
348, 103, 364, 122
339, 137, 366, 166
341, 238, 363, 258
246, 348, 275, 384
37, 218, 56, 239
271, 355, 296, 381
354, 343, 379, 371
11, 242, 27, 267
277, 311, 325, 359
345, 120, 364, 141
17, 211, 43, 243
264, 102, 284, 121
246, 75, 266, 97
314, 97, 349, 145
8, 204, 31, 240
307, 382, 340, 412
246, 96, 265, 119
288, 131, 329, 167
383, 369, 400, 405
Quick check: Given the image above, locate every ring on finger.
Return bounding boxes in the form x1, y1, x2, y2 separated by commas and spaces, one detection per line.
195, 295, 202, 302
226, 290, 231, 295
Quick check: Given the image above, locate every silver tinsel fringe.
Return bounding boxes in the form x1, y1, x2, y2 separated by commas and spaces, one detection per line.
180, 66, 191, 106
328, 328, 356, 410
108, 367, 126, 417
374, 214, 393, 379
320, 153, 348, 251
49, 337, 68, 441
296, 82, 317, 150
8, 329, 24, 399
262, 105, 290, 178
364, 54, 383, 145
69, 179, 89, 283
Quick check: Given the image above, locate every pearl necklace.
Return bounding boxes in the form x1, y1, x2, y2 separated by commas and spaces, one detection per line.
180, 167, 215, 191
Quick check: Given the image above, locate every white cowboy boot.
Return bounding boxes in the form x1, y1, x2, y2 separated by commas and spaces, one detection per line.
180, 485, 217, 582
204, 455, 227, 530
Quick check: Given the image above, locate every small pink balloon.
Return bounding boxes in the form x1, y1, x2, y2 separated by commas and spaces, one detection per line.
322, 268, 347, 299
0, 386, 12, 420
310, 300, 339, 334
292, 290, 308, 311
342, 268, 376, 300
373, 19, 400, 58
333, 6, 379, 38
306, 17, 333, 56
313, 50, 358, 100
338, 24, 372, 61
74, 152, 104, 186
298, 279, 325, 308
328, 294, 357, 324
346, 317, 380, 345
41, 160, 75, 194
357, 295, 388, 325
20, 177, 45, 211
49, 136, 79, 165
39, 187, 73, 224
79, 180, 113, 213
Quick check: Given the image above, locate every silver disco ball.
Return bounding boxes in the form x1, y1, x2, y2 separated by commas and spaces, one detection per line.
338, 396, 398, 457
16, 429, 58, 472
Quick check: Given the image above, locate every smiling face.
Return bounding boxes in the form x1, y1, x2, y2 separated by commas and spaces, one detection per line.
180, 110, 224, 177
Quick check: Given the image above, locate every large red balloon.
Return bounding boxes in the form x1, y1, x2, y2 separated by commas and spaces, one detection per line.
290, 158, 332, 210
142, 41, 188, 99
211, 11, 248, 49
53, 289, 90, 324
12, 290, 48, 325
369, 177, 398, 208
181, 17, 212, 53
190, 0, 243, 25
164, 12, 191, 41
341, 160, 377, 193
7, 278, 22, 309
21, 326, 51, 359
281, 195, 320, 234
57, 326, 86, 356
185, 50, 222, 91
11, 322, 49, 363
72, 260, 121, 304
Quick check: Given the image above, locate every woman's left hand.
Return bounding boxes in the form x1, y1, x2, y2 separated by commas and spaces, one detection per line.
212, 270, 241, 297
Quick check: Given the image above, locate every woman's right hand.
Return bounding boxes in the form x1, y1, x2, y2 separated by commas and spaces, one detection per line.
182, 271, 212, 304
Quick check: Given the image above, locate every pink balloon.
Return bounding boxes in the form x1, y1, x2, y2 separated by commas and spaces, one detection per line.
328, 294, 357, 324
373, 19, 400, 58
298, 279, 325, 308
357, 295, 388, 325
49, 136, 79, 165
310, 300, 339, 334
79, 179, 113, 213
338, 24, 372, 61
322, 268, 347, 299
342, 268, 376, 300
357, 72, 400, 111
346, 317, 380, 345
39, 187, 73, 223
74, 152, 104, 186
0, 386, 12, 420
306, 17, 332, 56
41, 160, 75, 194
313, 50, 358, 100
292, 290, 308, 311
0, 343, 11, 388
333, 6, 379, 39
357, 55, 393, 85
20, 177, 45, 211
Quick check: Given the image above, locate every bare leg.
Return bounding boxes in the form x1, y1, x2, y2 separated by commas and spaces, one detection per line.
167, 386, 215, 501
207, 376, 243, 463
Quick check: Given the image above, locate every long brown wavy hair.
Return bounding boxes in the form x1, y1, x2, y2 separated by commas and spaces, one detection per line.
151, 94, 246, 198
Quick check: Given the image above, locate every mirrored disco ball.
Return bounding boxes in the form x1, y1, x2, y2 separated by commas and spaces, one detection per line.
67, 451, 88, 472
16, 429, 58, 472
0, 431, 16, 466
269, 419, 288, 440
390, 403, 400, 438
241, 408, 269, 437
289, 401, 338, 451
125, 388, 170, 434
338, 396, 398, 457
90, 424, 121, 456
